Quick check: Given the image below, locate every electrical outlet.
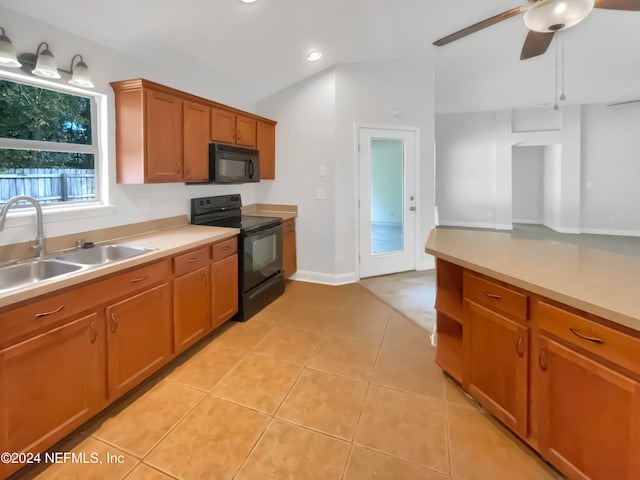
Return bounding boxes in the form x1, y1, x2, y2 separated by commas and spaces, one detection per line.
315, 189, 326, 200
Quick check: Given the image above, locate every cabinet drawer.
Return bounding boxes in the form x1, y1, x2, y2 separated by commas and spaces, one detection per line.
212, 237, 237, 262
98, 260, 170, 301
538, 301, 640, 375
282, 218, 295, 234
463, 272, 528, 321
173, 246, 210, 276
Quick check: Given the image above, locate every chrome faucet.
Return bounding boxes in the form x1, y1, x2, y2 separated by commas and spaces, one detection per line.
0, 196, 46, 258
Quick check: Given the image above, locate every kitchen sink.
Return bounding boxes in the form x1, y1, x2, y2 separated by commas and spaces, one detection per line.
0, 259, 83, 294
54, 244, 156, 266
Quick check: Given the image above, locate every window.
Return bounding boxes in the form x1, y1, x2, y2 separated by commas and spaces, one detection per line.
0, 75, 102, 207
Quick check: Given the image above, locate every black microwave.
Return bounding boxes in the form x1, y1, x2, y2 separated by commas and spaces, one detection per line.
208, 143, 259, 183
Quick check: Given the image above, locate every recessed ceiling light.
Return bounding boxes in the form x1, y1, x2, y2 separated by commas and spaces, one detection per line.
306, 50, 323, 62
240, 0, 257, 3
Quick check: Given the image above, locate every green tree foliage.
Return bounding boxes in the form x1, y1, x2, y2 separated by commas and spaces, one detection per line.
0, 79, 93, 170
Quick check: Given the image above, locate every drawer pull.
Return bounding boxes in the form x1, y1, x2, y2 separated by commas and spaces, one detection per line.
34, 304, 65, 318
516, 335, 525, 358
222, 245, 231, 251
131, 276, 148, 284
569, 327, 604, 345
482, 290, 502, 300
538, 347, 548, 372
89, 322, 97, 343
109, 313, 118, 333
186, 257, 199, 263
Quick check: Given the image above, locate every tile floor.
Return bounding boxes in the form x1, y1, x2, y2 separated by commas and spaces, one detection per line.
15, 281, 562, 480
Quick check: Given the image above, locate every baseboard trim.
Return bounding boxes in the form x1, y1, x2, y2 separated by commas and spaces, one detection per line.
417, 258, 435, 271
581, 227, 640, 237
512, 219, 543, 224
495, 223, 513, 231
292, 270, 358, 286
438, 221, 496, 229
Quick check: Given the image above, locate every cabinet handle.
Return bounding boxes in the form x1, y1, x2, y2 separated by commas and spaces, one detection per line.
176, 162, 182, 174
482, 290, 502, 300
515, 334, 525, 358
34, 304, 65, 318
89, 321, 97, 343
222, 245, 231, 251
186, 257, 198, 263
109, 313, 118, 333
569, 327, 604, 344
131, 276, 148, 284
538, 347, 548, 372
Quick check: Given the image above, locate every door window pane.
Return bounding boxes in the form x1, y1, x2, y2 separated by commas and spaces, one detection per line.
370, 138, 404, 255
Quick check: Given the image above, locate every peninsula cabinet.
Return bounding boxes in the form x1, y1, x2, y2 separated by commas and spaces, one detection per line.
434, 259, 640, 480
111, 78, 277, 184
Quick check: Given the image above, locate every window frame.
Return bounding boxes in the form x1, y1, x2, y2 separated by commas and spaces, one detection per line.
0, 69, 109, 214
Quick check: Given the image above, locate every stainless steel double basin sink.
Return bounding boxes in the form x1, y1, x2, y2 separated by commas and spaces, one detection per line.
0, 244, 156, 295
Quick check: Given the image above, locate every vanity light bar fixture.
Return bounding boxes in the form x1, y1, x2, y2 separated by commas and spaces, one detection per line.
0, 27, 95, 89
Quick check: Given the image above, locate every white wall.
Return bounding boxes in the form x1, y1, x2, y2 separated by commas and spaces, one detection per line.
435, 112, 496, 228
512, 146, 544, 224
0, 6, 259, 247
581, 103, 640, 235
256, 60, 436, 283
543, 145, 562, 230
436, 106, 582, 233
255, 69, 337, 279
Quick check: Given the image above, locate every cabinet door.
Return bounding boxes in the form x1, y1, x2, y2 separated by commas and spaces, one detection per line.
464, 300, 529, 437
0, 313, 103, 476
257, 121, 275, 179
235, 115, 257, 148
183, 100, 210, 182
211, 107, 236, 144
212, 254, 238, 329
537, 335, 640, 480
106, 283, 172, 400
282, 228, 297, 280
146, 90, 183, 182
174, 266, 210, 354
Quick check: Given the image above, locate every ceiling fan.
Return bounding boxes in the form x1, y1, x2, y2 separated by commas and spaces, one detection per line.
433, 0, 640, 60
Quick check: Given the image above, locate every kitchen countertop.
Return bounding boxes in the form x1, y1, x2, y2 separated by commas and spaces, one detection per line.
426, 227, 640, 333
242, 203, 297, 221
0, 223, 239, 310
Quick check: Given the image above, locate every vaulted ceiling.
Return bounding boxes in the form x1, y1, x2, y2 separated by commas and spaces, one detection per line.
3, 0, 640, 113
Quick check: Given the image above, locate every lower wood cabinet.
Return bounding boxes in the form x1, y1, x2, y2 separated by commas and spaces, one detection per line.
106, 283, 173, 400
537, 335, 640, 480
173, 266, 211, 354
282, 218, 297, 279
435, 259, 640, 480
0, 313, 104, 479
212, 254, 238, 329
464, 299, 529, 437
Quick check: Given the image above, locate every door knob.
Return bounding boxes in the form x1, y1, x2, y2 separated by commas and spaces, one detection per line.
410, 206, 416, 211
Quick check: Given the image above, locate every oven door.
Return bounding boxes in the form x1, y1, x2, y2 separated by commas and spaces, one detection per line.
242, 223, 283, 292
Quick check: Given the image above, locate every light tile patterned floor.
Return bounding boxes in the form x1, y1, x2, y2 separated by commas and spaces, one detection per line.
15, 281, 562, 480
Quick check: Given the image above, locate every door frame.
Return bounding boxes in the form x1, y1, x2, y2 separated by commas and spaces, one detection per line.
354, 122, 421, 280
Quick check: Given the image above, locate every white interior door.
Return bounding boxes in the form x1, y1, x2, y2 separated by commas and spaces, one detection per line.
358, 126, 417, 278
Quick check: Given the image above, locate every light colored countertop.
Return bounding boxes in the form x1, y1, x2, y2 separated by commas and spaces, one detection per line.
242, 203, 297, 221
0, 223, 238, 310
426, 227, 640, 333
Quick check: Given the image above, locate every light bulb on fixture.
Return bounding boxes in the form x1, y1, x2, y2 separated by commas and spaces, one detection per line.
31, 42, 61, 79
0, 27, 21, 68
68, 54, 94, 88
524, 0, 594, 33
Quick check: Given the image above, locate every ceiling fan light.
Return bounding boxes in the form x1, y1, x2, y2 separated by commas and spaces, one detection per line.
524, 0, 594, 33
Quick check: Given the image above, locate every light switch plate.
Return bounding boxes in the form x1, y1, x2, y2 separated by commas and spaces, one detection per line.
319, 165, 327, 177
315, 189, 326, 200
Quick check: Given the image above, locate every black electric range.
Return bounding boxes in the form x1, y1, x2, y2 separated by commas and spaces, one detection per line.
190, 194, 284, 321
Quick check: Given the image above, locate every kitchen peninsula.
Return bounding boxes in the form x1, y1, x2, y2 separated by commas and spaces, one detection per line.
426, 227, 640, 480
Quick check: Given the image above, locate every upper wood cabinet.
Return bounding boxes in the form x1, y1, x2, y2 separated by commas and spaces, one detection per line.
111, 78, 276, 184
183, 100, 211, 182
257, 121, 276, 180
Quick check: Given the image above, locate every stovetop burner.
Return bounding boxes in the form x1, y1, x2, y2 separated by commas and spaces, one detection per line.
190, 194, 282, 233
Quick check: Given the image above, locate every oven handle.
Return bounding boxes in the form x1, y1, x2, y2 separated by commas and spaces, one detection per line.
243, 222, 283, 236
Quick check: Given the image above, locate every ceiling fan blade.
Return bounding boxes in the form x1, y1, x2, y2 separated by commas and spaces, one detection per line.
433, 6, 526, 46
520, 30, 555, 60
594, 0, 640, 10
607, 99, 640, 106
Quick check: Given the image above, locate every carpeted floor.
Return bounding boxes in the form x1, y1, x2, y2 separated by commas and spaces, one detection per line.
359, 270, 436, 333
